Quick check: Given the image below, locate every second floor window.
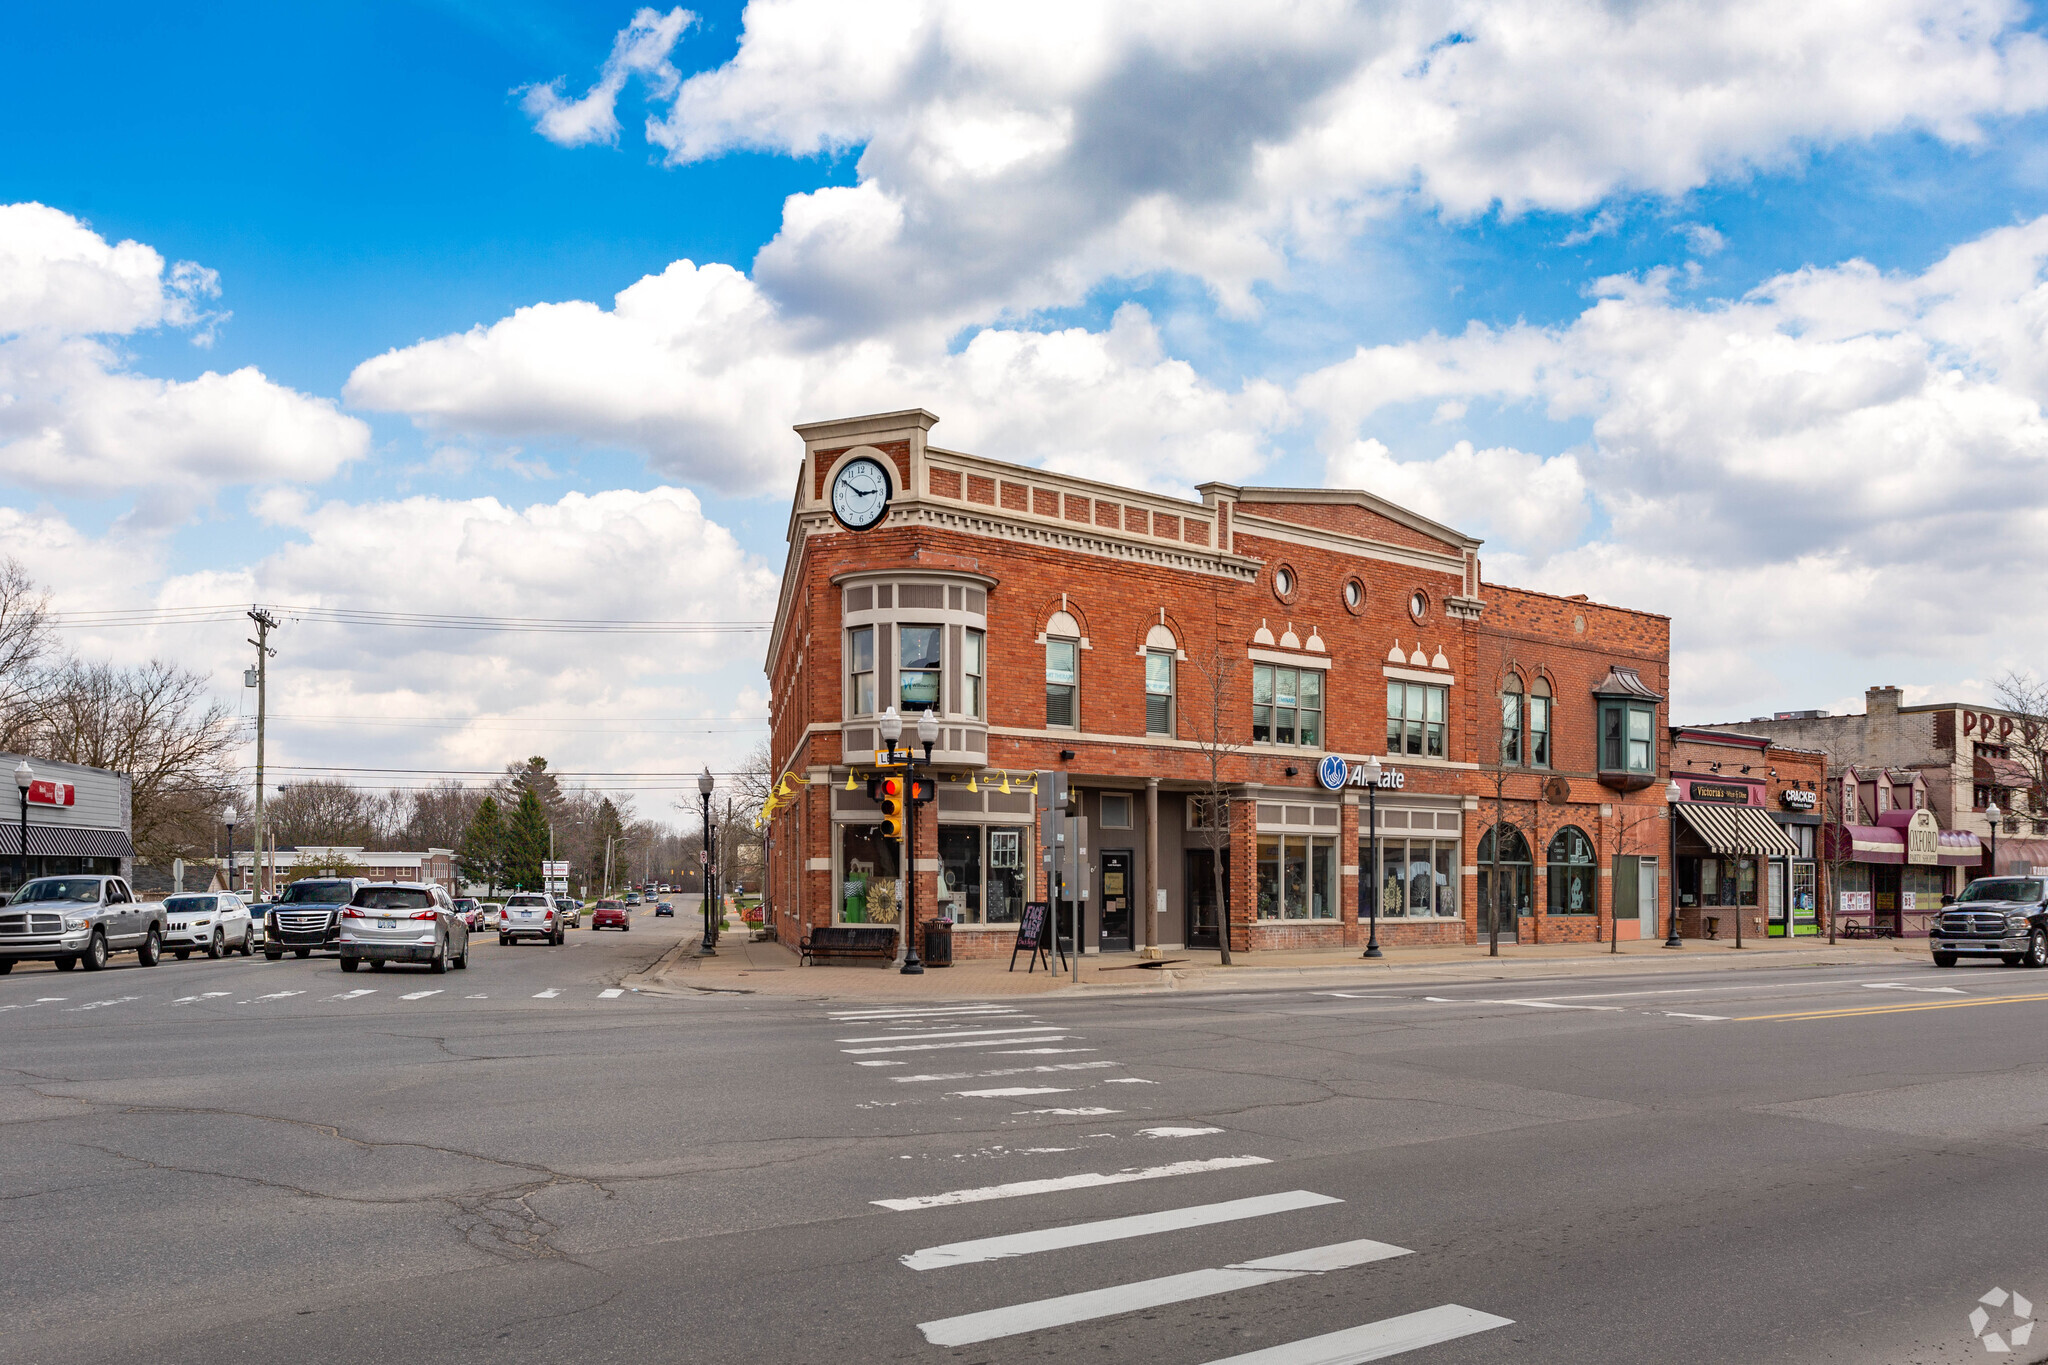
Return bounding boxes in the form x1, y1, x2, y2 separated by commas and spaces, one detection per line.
899, 625, 942, 712
1389, 681, 1446, 757
1501, 680, 1522, 764
1527, 680, 1551, 768
1146, 650, 1174, 735
1046, 638, 1078, 727
1599, 699, 1655, 774
963, 628, 985, 720
1253, 665, 1322, 747
847, 626, 875, 716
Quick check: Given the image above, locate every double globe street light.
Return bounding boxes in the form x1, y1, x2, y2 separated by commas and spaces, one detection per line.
223, 806, 239, 894
698, 766, 718, 955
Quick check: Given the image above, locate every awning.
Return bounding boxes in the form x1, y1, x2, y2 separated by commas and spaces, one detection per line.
0, 824, 133, 859
1974, 754, 2034, 788
1829, 823, 1982, 867
1675, 803, 1799, 857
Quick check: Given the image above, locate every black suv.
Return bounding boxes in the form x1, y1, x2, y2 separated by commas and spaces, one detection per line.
264, 877, 369, 959
1930, 876, 2048, 968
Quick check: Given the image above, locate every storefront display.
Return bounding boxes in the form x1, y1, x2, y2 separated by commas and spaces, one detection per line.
937, 824, 1029, 924
1256, 834, 1336, 919
838, 824, 901, 924
1372, 835, 1459, 917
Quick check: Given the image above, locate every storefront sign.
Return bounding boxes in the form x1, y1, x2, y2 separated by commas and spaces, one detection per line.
1905, 808, 1940, 866
25, 779, 75, 806
1688, 781, 1752, 805
1779, 789, 1817, 811
1318, 754, 1407, 791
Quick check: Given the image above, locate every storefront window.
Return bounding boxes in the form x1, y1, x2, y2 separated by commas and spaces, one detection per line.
1791, 861, 1817, 922
932, 824, 1029, 924
1257, 834, 1336, 919
837, 825, 901, 925
1476, 824, 1532, 926
938, 825, 980, 923
1546, 826, 1596, 914
986, 827, 1026, 924
1369, 836, 1460, 916
1902, 866, 1945, 911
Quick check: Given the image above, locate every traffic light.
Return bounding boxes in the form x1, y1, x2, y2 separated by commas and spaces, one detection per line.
878, 774, 905, 840
908, 775, 936, 805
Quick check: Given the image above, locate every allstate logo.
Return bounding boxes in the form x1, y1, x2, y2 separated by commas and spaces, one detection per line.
1970, 1287, 2034, 1352
1317, 754, 1348, 790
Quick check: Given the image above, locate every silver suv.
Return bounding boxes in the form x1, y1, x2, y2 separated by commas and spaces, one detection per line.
0, 876, 163, 973
338, 883, 469, 973
499, 892, 561, 945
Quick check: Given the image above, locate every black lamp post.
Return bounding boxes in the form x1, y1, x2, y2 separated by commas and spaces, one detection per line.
223, 805, 238, 894
14, 759, 31, 892
698, 767, 717, 955
1664, 777, 1684, 948
1361, 754, 1383, 958
1986, 800, 2003, 880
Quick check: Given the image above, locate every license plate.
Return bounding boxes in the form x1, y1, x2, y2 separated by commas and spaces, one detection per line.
379, 919, 395, 929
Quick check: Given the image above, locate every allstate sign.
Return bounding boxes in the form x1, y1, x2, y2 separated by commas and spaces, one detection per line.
1317, 756, 1407, 791
1317, 754, 1348, 790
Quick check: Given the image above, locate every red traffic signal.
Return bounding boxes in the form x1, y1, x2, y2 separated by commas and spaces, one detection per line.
878, 774, 905, 839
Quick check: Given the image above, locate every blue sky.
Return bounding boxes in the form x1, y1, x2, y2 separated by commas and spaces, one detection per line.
7, 0, 2048, 801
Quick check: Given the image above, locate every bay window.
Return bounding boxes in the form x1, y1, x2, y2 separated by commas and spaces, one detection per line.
899, 625, 942, 712
847, 626, 875, 717
963, 628, 985, 720
1599, 699, 1656, 776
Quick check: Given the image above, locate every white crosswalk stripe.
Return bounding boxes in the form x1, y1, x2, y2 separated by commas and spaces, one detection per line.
843, 1035, 1071, 1054
399, 989, 442, 1001
873, 1156, 1272, 1211
836, 1025, 1062, 1043
598, 987, 623, 998
1193, 1305, 1514, 1363
902, 1191, 1341, 1270
534, 989, 560, 998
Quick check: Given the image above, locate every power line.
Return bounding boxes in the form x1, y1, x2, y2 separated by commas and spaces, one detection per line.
50, 603, 771, 635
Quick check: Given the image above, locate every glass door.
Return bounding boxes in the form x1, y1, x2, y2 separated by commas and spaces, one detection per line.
1185, 849, 1227, 947
1099, 850, 1133, 951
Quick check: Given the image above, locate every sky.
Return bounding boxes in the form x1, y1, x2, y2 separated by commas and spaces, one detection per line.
7, 0, 2048, 817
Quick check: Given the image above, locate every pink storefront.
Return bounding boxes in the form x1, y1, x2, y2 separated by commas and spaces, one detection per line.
1828, 809, 1983, 938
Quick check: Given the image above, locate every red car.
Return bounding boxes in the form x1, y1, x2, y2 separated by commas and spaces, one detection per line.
591, 900, 631, 931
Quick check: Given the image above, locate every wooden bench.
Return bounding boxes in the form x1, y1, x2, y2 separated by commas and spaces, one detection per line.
799, 925, 899, 965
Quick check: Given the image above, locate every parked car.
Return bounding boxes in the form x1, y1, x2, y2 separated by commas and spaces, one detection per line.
244, 903, 271, 950
592, 899, 630, 931
654, 900, 675, 917
554, 896, 581, 927
1930, 876, 2048, 967
499, 891, 561, 945
162, 892, 256, 959
339, 882, 469, 973
0, 875, 162, 973
264, 877, 370, 959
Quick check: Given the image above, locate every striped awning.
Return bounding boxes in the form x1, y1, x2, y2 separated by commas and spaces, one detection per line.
1675, 803, 1799, 857
0, 824, 133, 859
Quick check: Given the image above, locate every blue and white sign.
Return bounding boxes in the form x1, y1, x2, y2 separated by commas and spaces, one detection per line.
1315, 757, 1408, 791
1317, 754, 1349, 790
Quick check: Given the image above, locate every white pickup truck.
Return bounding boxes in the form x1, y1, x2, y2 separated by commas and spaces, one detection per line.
0, 875, 163, 972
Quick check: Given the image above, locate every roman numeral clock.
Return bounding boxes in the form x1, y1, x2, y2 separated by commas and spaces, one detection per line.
830, 455, 893, 531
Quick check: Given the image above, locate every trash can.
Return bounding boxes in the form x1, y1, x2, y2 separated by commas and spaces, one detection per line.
923, 918, 954, 967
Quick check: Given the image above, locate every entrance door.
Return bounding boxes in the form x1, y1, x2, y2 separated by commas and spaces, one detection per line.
1186, 848, 1228, 948
1100, 850, 1133, 952
1475, 867, 1525, 942
1767, 861, 1787, 937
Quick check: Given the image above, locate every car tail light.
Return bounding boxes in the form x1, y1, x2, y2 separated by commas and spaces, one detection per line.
409, 910, 438, 920
341, 908, 368, 919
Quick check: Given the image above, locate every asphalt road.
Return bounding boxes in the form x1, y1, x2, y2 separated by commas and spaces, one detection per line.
6, 924, 2048, 1364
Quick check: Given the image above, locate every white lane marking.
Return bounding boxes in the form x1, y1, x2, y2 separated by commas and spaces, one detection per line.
464, 994, 488, 999
37, 997, 66, 1002
1015, 1107, 1121, 1116
598, 988, 623, 999
953, 1087, 1072, 1098
237, 991, 305, 1005
903, 1190, 1341, 1270
1194, 1304, 1514, 1363
993, 1047, 1093, 1055
1660, 1011, 1727, 1021
895, 1061, 1117, 1083
873, 1155, 1273, 1211
836, 1025, 1063, 1043
170, 996, 201, 1005
917, 1238, 1411, 1346
400, 989, 442, 1001
1139, 1126, 1223, 1138
1312, 992, 1409, 999
329, 989, 377, 1001
69, 996, 143, 1011
1863, 982, 1966, 994
201, 991, 231, 998
1513, 980, 1848, 1001
1428, 997, 1623, 1012
1101, 1077, 1157, 1084
843, 1036, 1070, 1055
831, 1005, 1025, 1020
534, 989, 560, 999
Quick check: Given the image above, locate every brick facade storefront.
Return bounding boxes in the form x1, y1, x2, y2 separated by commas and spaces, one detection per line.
763, 410, 1674, 961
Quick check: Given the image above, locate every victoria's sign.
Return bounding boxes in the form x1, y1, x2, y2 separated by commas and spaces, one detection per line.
1318, 755, 1407, 791
1687, 781, 1752, 805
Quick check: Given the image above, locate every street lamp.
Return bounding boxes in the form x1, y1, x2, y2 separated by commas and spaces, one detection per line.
1664, 778, 1684, 948
1361, 754, 1383, 958
698, 767, 717, 955
223, 806, 238, 894
1986, 801, 2003, 880
13, 759, 31, 892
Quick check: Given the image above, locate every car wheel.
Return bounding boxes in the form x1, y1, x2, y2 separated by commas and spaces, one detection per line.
0, 959, 11, 975
370, 959, 386, 971
136, 926, 161, 967
499, 934, 510, 946
2027, 930, 2048, 969
174, 949, 190, 960
54, 956, 76, 971
294, 948, 311, 959
239, 927, 253, 956
453, 941, 469, 970
1933, 952, 1958, 967
340, 956, 359, 973
264, 947, 282, 961
80, 930, 109, 972
205, 930, 223, 961
429, 942, 447, 974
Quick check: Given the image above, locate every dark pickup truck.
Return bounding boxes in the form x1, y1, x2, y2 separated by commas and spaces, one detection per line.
1930, 876, 2048, 968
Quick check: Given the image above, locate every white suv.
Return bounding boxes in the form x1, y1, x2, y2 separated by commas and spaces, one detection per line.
162, 892, 255, 959
499, 892, 561, 946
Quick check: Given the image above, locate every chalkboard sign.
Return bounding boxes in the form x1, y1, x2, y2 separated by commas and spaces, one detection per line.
1009, 900, 1052, 973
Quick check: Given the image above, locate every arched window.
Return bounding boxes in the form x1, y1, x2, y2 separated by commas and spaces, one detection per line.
1044, 609, 1080, 728
1143, 624, 1176, 736
1546, 826, 1595, 915
1476, 823, 1531, 937
1528, 678, 1552, 769
1501, 676, 1523, 765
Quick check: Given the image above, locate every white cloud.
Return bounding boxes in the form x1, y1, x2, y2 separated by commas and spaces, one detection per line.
344, 266, 1288, 495
520, 7, 695, 148
530, 0, 2048, 329
1299, 215, 2048, 716
0, 203, 369, 500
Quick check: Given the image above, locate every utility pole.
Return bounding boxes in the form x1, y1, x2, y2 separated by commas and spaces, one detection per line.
246, 608, 278, 898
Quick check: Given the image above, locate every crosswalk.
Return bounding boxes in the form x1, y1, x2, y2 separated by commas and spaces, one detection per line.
822, 1001, 1516, 1360
2, 985, 647, 1015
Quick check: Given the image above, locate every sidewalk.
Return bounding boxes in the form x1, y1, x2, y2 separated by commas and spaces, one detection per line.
629, 925, 1927, 1003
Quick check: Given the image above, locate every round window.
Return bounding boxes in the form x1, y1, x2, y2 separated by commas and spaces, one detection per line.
1409, 590, 1429, 621
1275, 568, 1293, 597
1343, 578, 1363, 611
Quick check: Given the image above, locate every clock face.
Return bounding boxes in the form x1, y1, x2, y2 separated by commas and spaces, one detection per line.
830, 456, 892, 531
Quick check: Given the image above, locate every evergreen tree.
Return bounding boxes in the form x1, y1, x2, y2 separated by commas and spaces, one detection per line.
589, 797, 627, 894
503, 789, 551, 892
459, 796, 505, 896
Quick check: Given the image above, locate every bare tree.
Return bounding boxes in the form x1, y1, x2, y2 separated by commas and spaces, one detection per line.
399, 780, 484, 849
1183, 628, 1242, 966
265, 780, 380, 848
1993, 672, 2048, 828
0, 556, 54, 749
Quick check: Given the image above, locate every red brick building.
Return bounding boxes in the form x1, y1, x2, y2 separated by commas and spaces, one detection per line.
763, 410, 1674, 958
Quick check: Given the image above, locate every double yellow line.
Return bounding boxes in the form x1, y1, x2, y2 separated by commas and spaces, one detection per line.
1739, 990, 2048, 1023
